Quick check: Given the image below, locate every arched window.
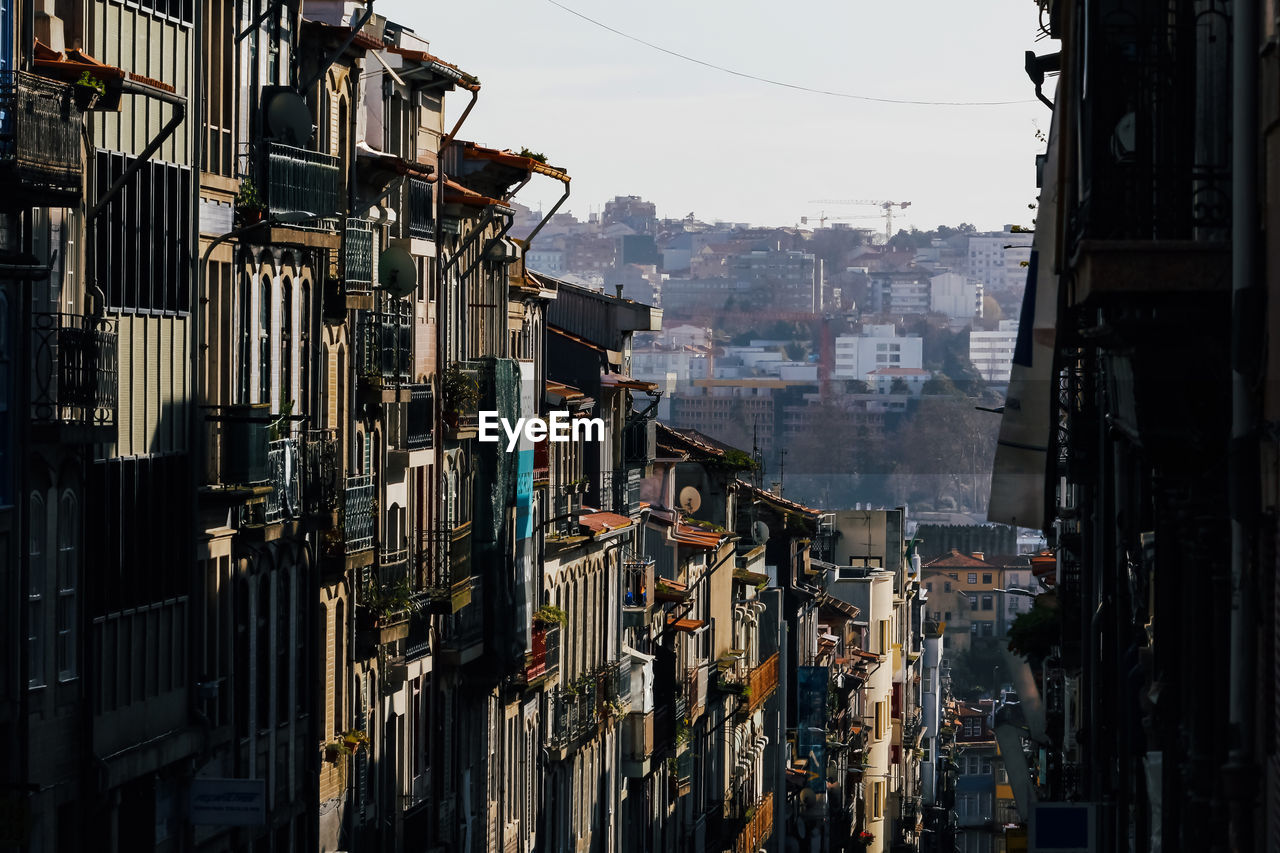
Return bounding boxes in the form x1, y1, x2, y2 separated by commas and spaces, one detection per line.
28, 491, 46, 688
259, 274, 271, 405
238, 268, 253, 403
56, 490, 78, 681
280, 276, 293, 419
334, 599, 345, 733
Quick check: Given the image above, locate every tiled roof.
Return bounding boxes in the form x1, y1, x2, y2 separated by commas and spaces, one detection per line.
579, 511, 633, 534
923, 548, 991, 569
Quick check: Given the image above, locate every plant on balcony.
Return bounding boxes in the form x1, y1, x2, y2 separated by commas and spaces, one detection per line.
533, 604, 568, 627
517, 147, 548, 164
323, 741, 351, 763
342, 729, 369, 752
73, 70, 105, 110
365, 578, 415, 622
440, 363, 479, 429
235, 176, 265, 227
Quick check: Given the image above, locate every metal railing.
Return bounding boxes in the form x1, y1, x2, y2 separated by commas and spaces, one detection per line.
263, 142, 340, 219
302, 429, 340, 513
376, 548, 411, 587
356, 304, 412, 384
263, 438, 302, 523
550, 679, 600, 749
742, 652, 779, 715
408, 177, 434, 239
623, 418, 656, 468
623, 559, 653, 609
0, 70, 81, 196
343, 475, 376, 552
344, 218, 374, 292
525, 623, 562, 684
732, 792, 774, 853
30, 312, 118, 428
406, 385, 434, 449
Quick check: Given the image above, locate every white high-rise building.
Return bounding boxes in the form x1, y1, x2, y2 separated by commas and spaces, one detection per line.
969, 319, 1020, 384
965, 228, 1034, 292
834, 324, 924, 380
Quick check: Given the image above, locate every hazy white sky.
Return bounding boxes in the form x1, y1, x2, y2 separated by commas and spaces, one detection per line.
378, 0, 1052, 232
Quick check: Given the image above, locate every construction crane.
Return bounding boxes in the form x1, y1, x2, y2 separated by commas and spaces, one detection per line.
799, 212, 883, 229
807, 199, 913, 242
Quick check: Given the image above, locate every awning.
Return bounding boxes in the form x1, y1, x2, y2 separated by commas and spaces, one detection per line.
733, 568, 770, 586
461, 141, 570, 182
385, 44, 480, 90
600, 373, 659, 392
667, 617, 705, 632
356, 141, 433, 178
817, 592, 860, 621
33, 40, 179, 107
672, 523, 723, 550
442, 178, 510, 210
579, 511, 633, 535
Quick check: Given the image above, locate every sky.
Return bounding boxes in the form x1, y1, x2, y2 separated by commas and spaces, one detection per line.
378, 0, 1052, 233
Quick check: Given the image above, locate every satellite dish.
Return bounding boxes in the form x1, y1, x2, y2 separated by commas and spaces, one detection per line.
678, 486, 702, 514
261, 87, 314, 147
752, 521, 770, 545
378, 246, 418, 298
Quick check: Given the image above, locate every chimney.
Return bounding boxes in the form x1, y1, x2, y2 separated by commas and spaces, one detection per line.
615, 284, 624, 299
972, 551, 985, 562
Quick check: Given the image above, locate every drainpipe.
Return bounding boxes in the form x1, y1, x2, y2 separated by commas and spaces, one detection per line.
440, 86, 479, 152
1228, 0, 1261, 847
523, 178, 571, 250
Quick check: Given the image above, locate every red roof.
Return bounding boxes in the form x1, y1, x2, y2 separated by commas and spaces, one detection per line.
923, 548, 991, 569
579, 512, 633, 534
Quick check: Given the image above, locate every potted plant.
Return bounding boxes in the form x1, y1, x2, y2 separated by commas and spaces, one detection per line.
342, 729, 369, 753
235, 177, 265, 227
323, 741, 350, 763
440, 363, 479, 430
73, 70, 105, 111
533, 604, 568, 628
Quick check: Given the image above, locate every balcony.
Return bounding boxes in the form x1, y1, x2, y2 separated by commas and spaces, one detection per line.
736, 652, 780, 718
30, 312, 117, 441
622, 418, 656, 469
407, 177, 434, 240
622, 558, 655, 627
549, 679, 600, 755
302, 429, 340, 516
729, 792, 774, 853
263, 142, 340, 220
343, 218, 374, 295
438, 572, 483, 665
0, 71, 82, 203
419, 521, 473, 614
342, 475, 376, 553
521, 623, 561, 687
356, 304, 412, 392
622, 710, 656, 777
263, 438, 302, 523
406, 385, 434, 450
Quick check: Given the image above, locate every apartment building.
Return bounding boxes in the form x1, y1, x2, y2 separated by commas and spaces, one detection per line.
967, 319, 1018, 384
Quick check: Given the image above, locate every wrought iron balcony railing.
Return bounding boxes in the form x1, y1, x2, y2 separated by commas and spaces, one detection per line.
263, 438, 302, 523
407, 177, 434, 240
30, 312, 117, 430
623, 558, 654, 609
523, 623, 562, 686
263, 142, 340, 219
731, 791, 774, 853
302, 429, 340, 513
356, 304, 412, 385
343, 475, 376, 553
343, 218, 374, 293
0, 70, 82, 199
550, 679, 600, 749
406, 385, 434, 449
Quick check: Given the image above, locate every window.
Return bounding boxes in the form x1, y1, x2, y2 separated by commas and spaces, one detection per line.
981, 622, 994, 637
949, 573, 957, 580
969, 595, 978, 611
925, 582, 932, 591
970, 623, 979, 634
944, 581, 951, 592
94, 151, 191, 313
944, 611, 952, 621
982, 573, 992, 584
967, 572, 977, 584
878, 619, 890, 655
56, 491, 78, 681
872, 781, 884, 819
874, 701, 885, 739
28, 492, 46, 688
981, 595, 993, 611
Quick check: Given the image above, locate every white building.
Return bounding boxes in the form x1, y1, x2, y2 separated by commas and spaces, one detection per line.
866, 366, 932, 396
965, 228, 1034, 293
969, 319, 1019, 384
834, 325, 924, 380
663, 323, 711, 349
930, 272, 983, 322
526, 247, 565, 274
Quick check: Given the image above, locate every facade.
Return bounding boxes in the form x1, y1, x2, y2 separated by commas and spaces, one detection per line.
928, 273, 982, 324
963, 229, 1032, 294
832, 324, 924, 381
967, 320, 1018, 384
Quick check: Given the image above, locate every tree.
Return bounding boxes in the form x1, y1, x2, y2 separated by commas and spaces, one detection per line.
890, 377, 910, 395
1007, 594, 1059, 673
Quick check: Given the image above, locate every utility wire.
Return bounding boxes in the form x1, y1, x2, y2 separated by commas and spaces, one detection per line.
545, 0, 1036, 107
